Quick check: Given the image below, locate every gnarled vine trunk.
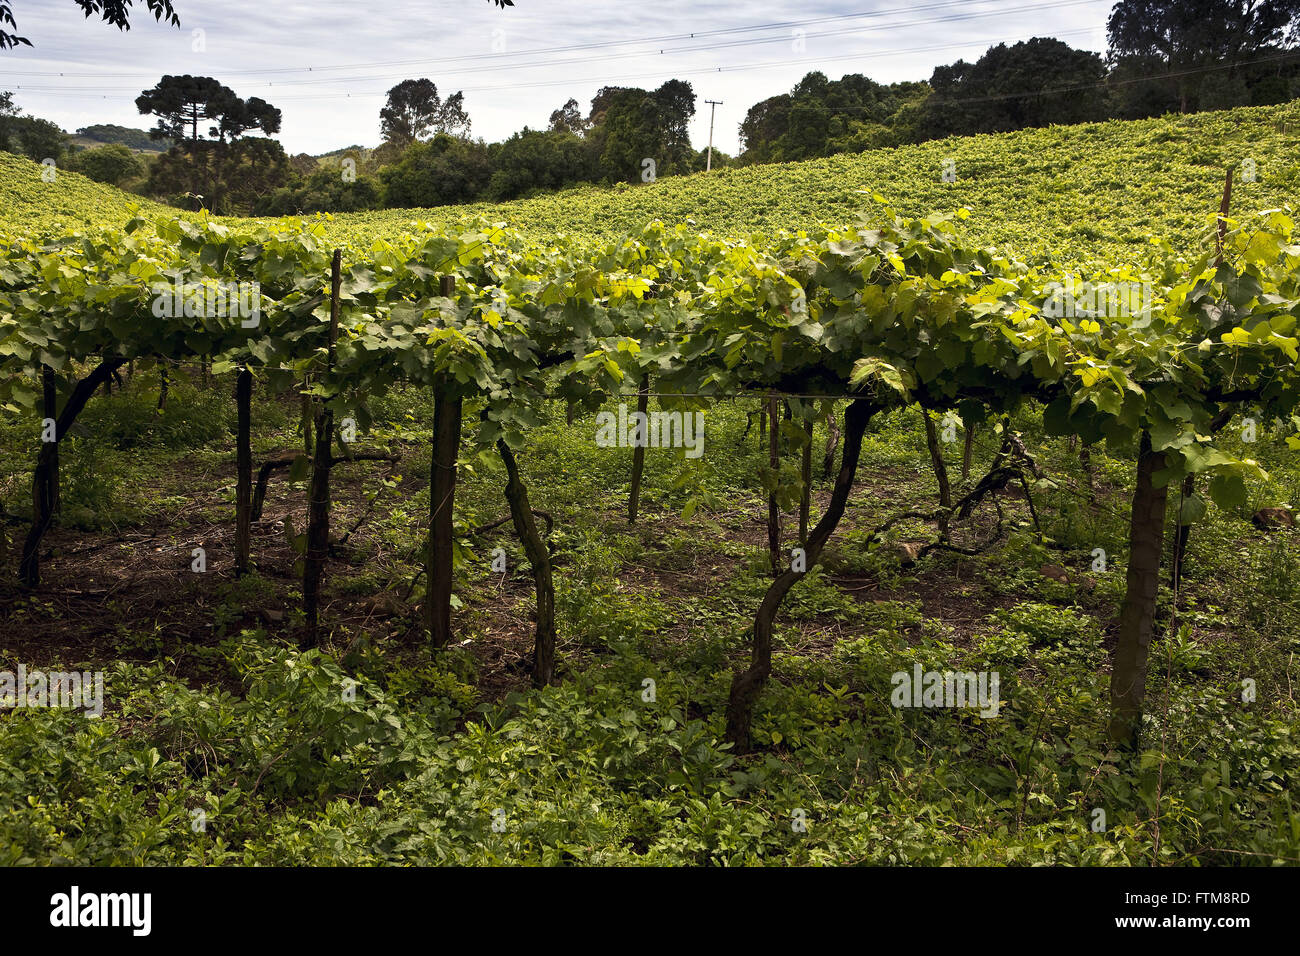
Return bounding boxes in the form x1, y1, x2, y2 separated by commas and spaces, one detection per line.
962, 422, 975, 481
922, 409, 952, 539
497, 439, 556, 688
20, 357, 124, 588
1169, 473, 1195, 594
41, 365, 60, 517
823, 403, 839, 480
726, 397, 876, 751
301, 250, 342, 649
799, 416, 813, 544
301, 404, 333, 647
1108, 430, 1168, 747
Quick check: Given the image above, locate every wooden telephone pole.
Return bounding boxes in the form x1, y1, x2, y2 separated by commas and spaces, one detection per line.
705, 99, 723, 172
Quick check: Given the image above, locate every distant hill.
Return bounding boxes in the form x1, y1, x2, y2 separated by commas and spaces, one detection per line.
313, 144, 375, 166
73, 124, 169, 153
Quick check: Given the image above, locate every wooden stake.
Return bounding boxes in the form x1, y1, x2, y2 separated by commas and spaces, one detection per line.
628, 374, 650, 524
235, 367, 252, 577
767, 393, 780, 576
41, 364, 59, 515
426, 274, 461, 649
302, 249, 342, 647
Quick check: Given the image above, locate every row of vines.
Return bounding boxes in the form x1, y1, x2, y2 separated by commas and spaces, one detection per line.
1, 193, 1298, 750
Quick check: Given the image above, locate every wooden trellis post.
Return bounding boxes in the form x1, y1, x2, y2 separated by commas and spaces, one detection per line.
628, 374, 650, 523
767, 392, 781, 576
235, 366, 253, 576
302, 249, 342, 648
427, 274, 461, 650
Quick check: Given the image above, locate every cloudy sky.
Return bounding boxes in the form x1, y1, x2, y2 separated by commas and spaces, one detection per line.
2, 0, 1115, 156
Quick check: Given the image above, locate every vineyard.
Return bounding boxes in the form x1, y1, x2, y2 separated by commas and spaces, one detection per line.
1, 102, 1299, 865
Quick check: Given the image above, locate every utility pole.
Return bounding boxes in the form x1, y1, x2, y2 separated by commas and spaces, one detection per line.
705, 99, 722, 173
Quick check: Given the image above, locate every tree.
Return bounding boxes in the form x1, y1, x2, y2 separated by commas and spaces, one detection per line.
588, 86, 630, 126
738, 94, 792, 164
548, 97, 586, 135
264, 167, 383, 216
136, 76, 280, 144
3, 115, 67, 162
691, 145, 730, 171
369, 139, 407, 169
212, 93, 281, 141
588, 80, 697, 182
1107, 0, 1300, 112
738, 71, 927, 163
486, 127, 589, 200
145, 136, 291, 214
1106, 54, 1183, 117
379, 79, 440, 146
0, 89, 17, 149
653, 78, 696, 171
778, 71, 833, 161
288, 152, 319, 177
136, 75, 232, 143
215, 138, 292, 213
379, 80, 471, 147
437, 91, 471, 138
917, 38, 1109, 139
380, 134, 492, 207
134, 76, 285, 213
66, 143, 143, 186
76, 123, 169, 151
593, 90, 662, 181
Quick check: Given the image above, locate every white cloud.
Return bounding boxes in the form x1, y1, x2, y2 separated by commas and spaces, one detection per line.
0, 0, 1112, 155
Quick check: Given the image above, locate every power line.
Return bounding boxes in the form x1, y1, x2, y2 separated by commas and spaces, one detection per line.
4, 0, 1105, 94
253, 0, 1107, 91
435, 42, 1300, 115
9, 27, 1103, 102
0, 0, 1084, 79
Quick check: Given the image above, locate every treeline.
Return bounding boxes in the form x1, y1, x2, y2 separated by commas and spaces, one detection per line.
741, 33, 1300, 162
271, 80, 717, 216
0, 77, 722, 216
